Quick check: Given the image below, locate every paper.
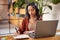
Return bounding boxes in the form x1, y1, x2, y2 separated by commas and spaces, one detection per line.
56, 32, 60, 36
13, 34, 29, 39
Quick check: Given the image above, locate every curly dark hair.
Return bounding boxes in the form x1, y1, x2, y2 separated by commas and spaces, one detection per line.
26, 2, 40, 20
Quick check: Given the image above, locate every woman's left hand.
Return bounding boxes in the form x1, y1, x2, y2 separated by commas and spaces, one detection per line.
24, 30, 35, 34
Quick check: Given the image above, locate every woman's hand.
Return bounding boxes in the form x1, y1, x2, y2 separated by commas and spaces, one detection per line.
13, 32, 20, 36
24, 30, 35, 34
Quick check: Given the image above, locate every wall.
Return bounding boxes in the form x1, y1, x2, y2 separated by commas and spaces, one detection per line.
43, 3, 60, 30
0, 0, 8, 19
52, 3, 60, 30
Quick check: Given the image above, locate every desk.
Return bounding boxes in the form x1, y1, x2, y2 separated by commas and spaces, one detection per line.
28, 36, 60, 40
15, 35, 60, 40
0, 30, 60, 40
0, 36, 14, 40
16, 30, 60, 40
0, 35, 60, 40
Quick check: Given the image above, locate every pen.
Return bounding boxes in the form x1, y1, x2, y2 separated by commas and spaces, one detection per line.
15, 27, 18, 33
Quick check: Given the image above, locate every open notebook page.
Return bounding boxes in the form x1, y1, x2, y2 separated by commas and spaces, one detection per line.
13, 34, 29, 39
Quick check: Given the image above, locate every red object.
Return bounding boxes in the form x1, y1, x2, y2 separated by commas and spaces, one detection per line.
18, 17, 29, 34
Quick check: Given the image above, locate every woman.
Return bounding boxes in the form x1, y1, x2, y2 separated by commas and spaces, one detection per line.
17, 2, 40, 34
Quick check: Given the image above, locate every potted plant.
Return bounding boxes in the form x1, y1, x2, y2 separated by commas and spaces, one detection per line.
17, 0, 25, 15
12, 2, 18, 16
12, 0, 52, 20
12, 0, 25, 16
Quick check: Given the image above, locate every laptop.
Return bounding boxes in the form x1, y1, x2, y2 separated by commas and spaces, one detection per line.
28, 20, 58, 38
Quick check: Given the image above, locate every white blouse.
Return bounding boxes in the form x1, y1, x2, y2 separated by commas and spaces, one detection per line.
28, 19, 37, 31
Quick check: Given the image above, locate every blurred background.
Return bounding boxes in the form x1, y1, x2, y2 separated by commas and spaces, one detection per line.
0, 0, 60, 35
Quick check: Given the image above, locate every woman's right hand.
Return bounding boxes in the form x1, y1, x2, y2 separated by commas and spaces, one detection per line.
13, 32, 20, 36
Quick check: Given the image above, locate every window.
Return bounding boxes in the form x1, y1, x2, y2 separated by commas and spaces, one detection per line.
0, 0, 16, 35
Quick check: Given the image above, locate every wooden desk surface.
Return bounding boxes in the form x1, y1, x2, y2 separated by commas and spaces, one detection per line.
15, 35, 60, 40
16, 30, 60, 40
0, 36, 14, 40
0, 30, 60, 40
0, 35, 60, 40
28, 36, 60, 40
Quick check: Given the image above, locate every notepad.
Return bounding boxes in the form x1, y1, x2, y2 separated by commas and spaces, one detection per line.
13, 34, 29, 39
56, 32, 60, 36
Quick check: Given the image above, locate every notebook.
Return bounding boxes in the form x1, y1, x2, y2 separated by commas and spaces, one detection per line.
13, 34, 29, 39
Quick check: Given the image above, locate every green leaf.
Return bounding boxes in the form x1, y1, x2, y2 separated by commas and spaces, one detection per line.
47, 5, 52, 10
28, 0, 36, 2
17, 0, 25, 8
13, 2, 17, 12
39, 7, 43, 15
43, 5, 52, 10
45, 5, 52, 10
52, 0, 60, 4
13, 2, 18, 11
